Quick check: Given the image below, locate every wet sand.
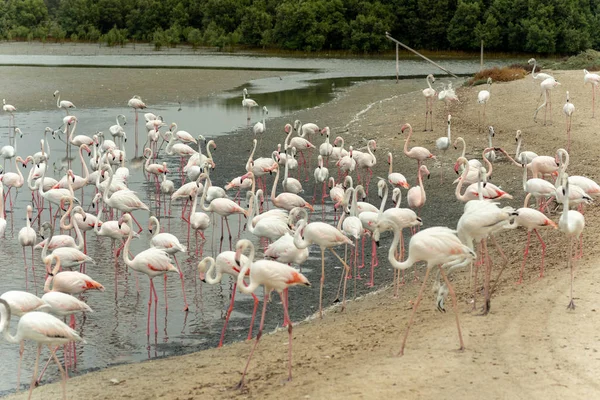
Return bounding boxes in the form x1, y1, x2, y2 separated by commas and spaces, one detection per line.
4, 67, 600, 399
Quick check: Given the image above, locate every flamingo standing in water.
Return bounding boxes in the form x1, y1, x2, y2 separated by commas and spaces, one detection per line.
563, 91, 575, 151
402, 123, 435, 175
286, 123, 316, 182
1, 154, 28, 214
0, 126, 22, 171
233, 239, 310, 389
2, 98, 16, 137
53, 90, 76, 114
253, 106, 268, 138
583, 69, 600, 117
373, 224, 475, 356
18, 205, 37, 289
197, 251, 259, 348
242, 88, 258, 120
422, 74, 436, 131
128, 95, 147, 157
148, 215, 189, 311
121, 213, 178, 335
0, 298, 84, 400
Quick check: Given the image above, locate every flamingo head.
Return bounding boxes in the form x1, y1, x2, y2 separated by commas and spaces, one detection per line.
82, 144, 91, 155
400, 123, 411, 133
284, 123, 292, 134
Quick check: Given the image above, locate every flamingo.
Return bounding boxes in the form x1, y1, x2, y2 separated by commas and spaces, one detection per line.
149, 215, 189, 311
557, 177, 585, 310
44, 254, 105, 294
319, 127, 334, 164
120, 213, 178, 335
102, 162, 149, 232
385, 152, 409, 189
286, 123, 315, 182
282, 149, 303, 194
242, 88, 258, 120
313, 155, 329, 207
339, 186, 367, 292
453, 137, 482, 173
534, 77, 561, 125
402, 123, 435, 175
0, 127, 22, 171
198, 171, 248, 251
583, 69, 600, 117
507, 193, 558, 284
514, 130, 538, 165
1, 155, 28, 214
435, 114, 452, 181
528, 58, 554, 81
53, 90, 76, 114
407, 164, 430, 216
188, 186, 211, 254
2, 98, 16, 135
336, 145, 356, 179
33, 127, 53, 164
56, 149, 91, 192
18, 205, 37, 289
294, 119, 320, 143
128, 94, 147, 157
233, 239, 310, 389
167, 122, 197, 144
197, 252, 259, 348
353, 139, 376, 193
329, 136, 349, 163
484, 126, 496, 163
247, 191, 293, 242
109, 114, 127, 147
422, 74, 436, 131
253, 106, 268, 137
563, 91, 575, 151
267, 164, 314, 212
477, 77, 492, 132
41, 215, 92, 270
265, 232, 309, 266
373, 224, 475, 355
0, 298, 84, 400
293, 218, 352, 318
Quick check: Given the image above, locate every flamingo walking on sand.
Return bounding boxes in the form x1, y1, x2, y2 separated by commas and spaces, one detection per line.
508, 193, 558, 284
402, 123, 435, 175
373, 224, 475, 356
558, 177, 586, 310
0, 298, 84, 400
422, 74, 436, 131
53, 90, 76, 114
583, 69, 600, 118
121, 214, 178, 335
563, 91, 575, 150
233, 239, 310, 389
534, 77, 561, 125
407, 164, 430, 217
477, 77, 492, 132
197, 252, 259, 348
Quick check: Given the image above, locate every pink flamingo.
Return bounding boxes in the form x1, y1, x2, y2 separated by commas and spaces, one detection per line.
329, 136, 348, 164
188, 186, 210, 255
2, 98, 16, 135
128, 94, 146, 157
264, 164, 314, 212
558, 177, 585, 309
1, 155, 28, 214
312, 155, 329, 208
198, 172, 248, 251
534, 77, 561, 125
583, 69, 600, 117
121, 213, 178, 335
407, 164, 430, 217
336, 146, 356, 179
234, 239, 310, 389
53, 90, 76, 114
353, 139, 377, 193
386, 152, 409, 189
149, 215, 189, 311
293, 218, 352, 318
102, 163, 149, 232
373, 224, 475, 355
422, 74, 436, 131
508, 193, 558, 284
563, 91, 575, 151
18, 205, 37, 290
0, 297, 84, 400
197, 251, 259, 348
402, 123, 435, 175
242, 88, 259, 120
44, 254, 105, 294
286, 123, 315, 182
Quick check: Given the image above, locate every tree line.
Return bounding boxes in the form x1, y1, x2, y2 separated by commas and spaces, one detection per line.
0, 0, 597, 53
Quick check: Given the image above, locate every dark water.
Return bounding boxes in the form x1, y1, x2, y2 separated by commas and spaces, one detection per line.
0, 53, 511, 395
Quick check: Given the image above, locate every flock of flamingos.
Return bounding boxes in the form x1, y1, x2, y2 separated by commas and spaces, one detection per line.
0, 57, 599, 399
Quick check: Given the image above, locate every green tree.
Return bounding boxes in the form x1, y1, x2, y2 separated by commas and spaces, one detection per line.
447, 0, 481, 50
475, 14, 502, 49
187, 27, 202, 49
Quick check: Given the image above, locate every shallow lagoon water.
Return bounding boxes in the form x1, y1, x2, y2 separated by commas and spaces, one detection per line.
0, 52, 510, 394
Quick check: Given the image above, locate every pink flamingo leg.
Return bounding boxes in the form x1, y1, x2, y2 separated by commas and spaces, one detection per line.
172, 254, 189, 311
516, 231, 532, 284
534, 229, 547, 278
280, 288, 293, 381
398, 267, 432, 356
147, 278, 154, 336
236, 290, 269, 390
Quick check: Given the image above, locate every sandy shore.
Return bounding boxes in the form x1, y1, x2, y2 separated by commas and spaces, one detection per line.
4, 67, 600, 399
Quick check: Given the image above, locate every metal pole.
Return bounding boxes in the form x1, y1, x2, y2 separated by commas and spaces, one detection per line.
480, 40, 484, 71
385, 32, 458, 78
396, 43, 399, 83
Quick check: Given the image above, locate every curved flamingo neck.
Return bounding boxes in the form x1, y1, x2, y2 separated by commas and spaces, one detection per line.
236, 241, 258, 294
55, 93, 61, 108
403, 125, 413, 155
0, 299, 19, 344
417, 168, 425, 199
284, 127, 294, 150
387, 153, 393, 176
79, 146, 89, 181
270, 165, 280, 203
293, 220, 310, 249
206, 141, 215, 160
378, 184, 389, 216
246, 140, 257, 172
150, 216, 160, 237
427, 75, 433, 89
515, 136, 522, 156
455, 160, 470, 201
123, 219, 134, 267
94, 196, 102, 233
204, 258, 223, 284
386, 223, 413, 270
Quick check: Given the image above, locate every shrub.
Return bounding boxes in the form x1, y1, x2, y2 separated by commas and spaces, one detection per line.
466, 66, 527, 86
